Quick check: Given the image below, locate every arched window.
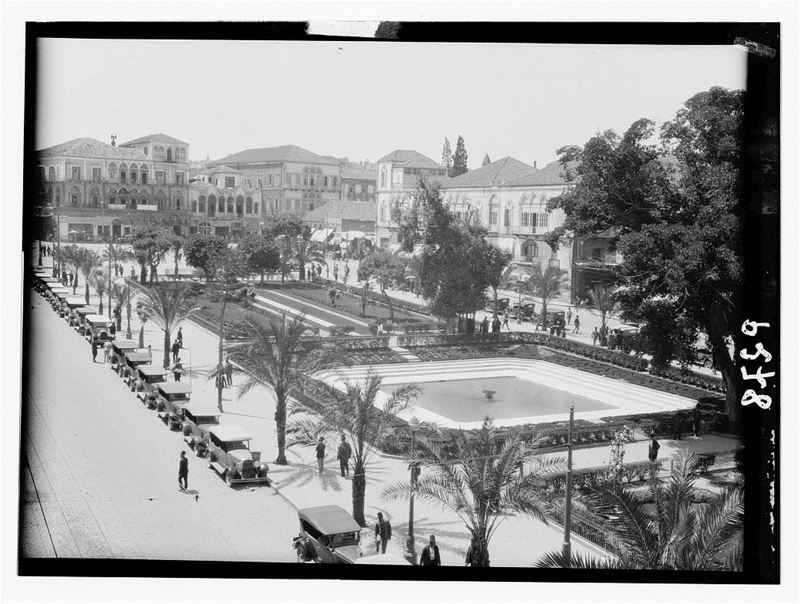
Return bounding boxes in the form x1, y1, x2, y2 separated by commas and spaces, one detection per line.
167, 148, 172, 162
119, 163, 127, 183
108, 163, 117, 179
227, 196, 234, 213
488, 196, 499, 227
245, 197, 253, 214
236, 195, 244, 216
90, 187, 100, 207
199, 195, 206, 213
254, 202, 258, 215
175, 196, 182, 211
217, 196, 224, 214
141, 170, 148, 184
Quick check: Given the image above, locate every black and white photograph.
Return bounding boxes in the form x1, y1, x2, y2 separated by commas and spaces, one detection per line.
2, 3, 796, 602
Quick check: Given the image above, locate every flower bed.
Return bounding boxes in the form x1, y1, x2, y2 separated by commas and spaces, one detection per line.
649, 365, 726, 393
538, 349, 718, 400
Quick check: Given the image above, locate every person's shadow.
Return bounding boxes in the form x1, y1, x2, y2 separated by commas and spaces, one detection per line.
180, 488, 200, 497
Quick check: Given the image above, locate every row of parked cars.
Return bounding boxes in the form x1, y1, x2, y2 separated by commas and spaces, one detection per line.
31, 267, 270, 488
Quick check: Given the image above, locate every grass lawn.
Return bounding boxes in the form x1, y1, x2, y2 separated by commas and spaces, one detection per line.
260, 282, 433, 326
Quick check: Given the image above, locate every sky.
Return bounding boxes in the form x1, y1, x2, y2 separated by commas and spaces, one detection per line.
36, 39, 747, 169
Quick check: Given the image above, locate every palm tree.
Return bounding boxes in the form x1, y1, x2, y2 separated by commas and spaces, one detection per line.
291, 237, 324, 281
135, 282, 200, 369
76, 247, 101, 303
587, 284, 619, 335
535, 451, 744, 570
170, 235, 185, 276
286, 370, 419, 527
91, 267, 108, 315
226, 311, 340, 465
103, 243, 134, 315
531, 264, 569, 329
383, 418, 565, 566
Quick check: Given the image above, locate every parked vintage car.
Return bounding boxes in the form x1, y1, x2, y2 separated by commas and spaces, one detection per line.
293, 505, 364, 564
484, 297, 511, 314
74, 306, 99, 335
509, 301, 537, 321
154, 382, 192, 429
85, 315, 115, 344
181, 403, 221, 456
110, 339, 139, 371
134, 364, 169, 400
205, 425, 270, 486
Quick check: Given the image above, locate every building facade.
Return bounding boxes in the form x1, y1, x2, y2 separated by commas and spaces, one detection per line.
440, 157, 618, 302
302, 200, 377, 236
205, 145, 342, 217
36, 134, 192, 241
375, 149, 449, 248
341, 166, 377, 203
187, 165, 263, 238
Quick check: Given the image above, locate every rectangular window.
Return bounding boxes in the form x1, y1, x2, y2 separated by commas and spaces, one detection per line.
130, 171, 137, 183
141, 172, 148, 184
530, 213, 537, 228
156, 171, 164, 184
489, 211, 498, 226
332, 177, 337, 188
521, 213, 529, 227
310, 176, 315, 186
176, 199, 181, 210
92, 167, 101, 182
267, 174, 272, 186
176, 173, 184, 185
72, 167, 81, 181
225, 176, 235, 188
355, 184, 362, 194
323, 176, 328, 187
504, 208, 510, 227
538, 213, 549, 228
120, 171, 126, 183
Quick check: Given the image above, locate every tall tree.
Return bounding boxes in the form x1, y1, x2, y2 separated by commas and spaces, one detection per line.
441, 137, 453, 176
76, 247, 102, 304
587, 284, 620, 334
452, 135, 468, 177
90, 266, 108, 315
383, 418, 564, 566
239, 233, 281, 283
170, 234, 185, 276
393, 180, 509, 329
132, 222, 173, 285
357, 248, 407, 321
291, 237, 324, 282
102, 242, 133, 315
135, 282, 200, 370
548, 87, 747, 424
184, 233, 229, 282
535, 451, 743, 570
287, 371, 419, 526
227, 312, 339, 465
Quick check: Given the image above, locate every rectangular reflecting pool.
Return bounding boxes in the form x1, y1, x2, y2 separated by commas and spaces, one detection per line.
384, 376, 613, 422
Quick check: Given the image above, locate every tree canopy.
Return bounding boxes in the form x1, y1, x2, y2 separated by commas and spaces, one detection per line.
238, 233, 281, 282
131, 222, 173, 284
547, 87, 746, 423
184, 233, 229, 281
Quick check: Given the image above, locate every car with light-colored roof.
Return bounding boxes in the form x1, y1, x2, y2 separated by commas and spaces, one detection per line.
154, 382, 192, 429
205, 424, 270, 486
293, 505, 364, 564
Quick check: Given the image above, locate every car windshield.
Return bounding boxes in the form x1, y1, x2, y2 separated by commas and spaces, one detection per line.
197, 416, 219, 424
223, 440, 248, 451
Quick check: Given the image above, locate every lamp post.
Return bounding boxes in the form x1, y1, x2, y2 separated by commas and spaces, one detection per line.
562, 404, 575, 566
407, 416, 420, 561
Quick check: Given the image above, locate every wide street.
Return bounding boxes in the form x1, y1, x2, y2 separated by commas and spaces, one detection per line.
21, 288, 298, 562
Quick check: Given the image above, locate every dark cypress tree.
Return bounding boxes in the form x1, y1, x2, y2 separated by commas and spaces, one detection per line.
452, 135, 468, 177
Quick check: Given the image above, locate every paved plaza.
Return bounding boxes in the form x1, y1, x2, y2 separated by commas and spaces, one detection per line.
21, 247, 741, 567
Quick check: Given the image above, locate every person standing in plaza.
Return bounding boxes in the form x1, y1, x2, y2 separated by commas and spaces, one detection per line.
420, 535, 441, 566
103, 340, 112, 363
172, 358, 184, 382
566, 307, 572, 326
178, 451, 188, 490
337, 434, 352, 477
171, 339, 181, 363
648, 433, 660, 463
573, 314, 581, 333
315, 437, 326, 474
502, 310, 510, 330
109, 321, 116, 339
491, 315, 501, 334
592, 327, 599, 346
91, 340, 99, 363
176, 326, 183, 349
374, 512, 392, 554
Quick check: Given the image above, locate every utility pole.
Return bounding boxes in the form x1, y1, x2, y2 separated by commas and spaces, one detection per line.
562, 404, 575, 566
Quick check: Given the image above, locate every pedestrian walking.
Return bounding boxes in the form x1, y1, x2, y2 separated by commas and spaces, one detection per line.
176, 327, 183, 348
91, 340, 99, 363
419, 535, 441, 566
172, 358, 184, 382
215, 363, 226, 391
592, 327, 599, 346
491, 316, 501, 334
573, 315, 581, 333
224, 356, 234, 387
502, 310, 510, 330
648, 433, 660, 463
315, 437, 326, 474
374, 512, 392, 554
337, 434, 352, 477
172, 339, 181, 363
103, 340, 112, 363
566, 307, 572, 325
481, 316, 489, 335
178, 451, 189, 490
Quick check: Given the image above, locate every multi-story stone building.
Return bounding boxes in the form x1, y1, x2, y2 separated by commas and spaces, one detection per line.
36, 134, 192, 241
205, 145, 342, 217
440, 157, 619, 301
375, 149, 449, 248
302, 200, 377, 237
341, 166, 377, 203
187, 165, 263, 238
